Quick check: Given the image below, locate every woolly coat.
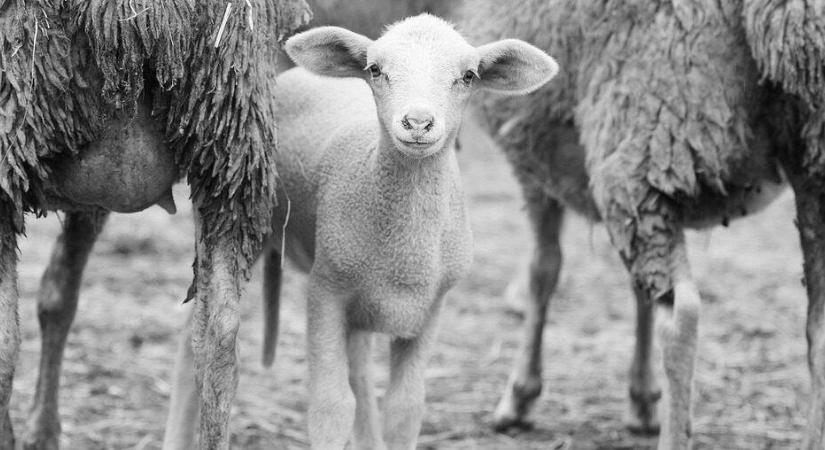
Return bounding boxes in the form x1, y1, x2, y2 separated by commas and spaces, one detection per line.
0, 0, 311, 273
461, 0, 814, 299
306, 0, 455, 38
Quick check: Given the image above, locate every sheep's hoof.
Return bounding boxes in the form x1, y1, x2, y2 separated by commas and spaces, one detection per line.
625, 416, 660, 436
625, 387, 661, 436
492, 414, 535, 433
23, 412, 60, 450
22, 435, 59, 450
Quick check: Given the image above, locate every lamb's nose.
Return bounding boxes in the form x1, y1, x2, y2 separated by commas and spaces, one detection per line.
401, 108, 435, 132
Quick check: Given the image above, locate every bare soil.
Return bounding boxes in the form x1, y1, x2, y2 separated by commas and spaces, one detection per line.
9, 123, 809, 449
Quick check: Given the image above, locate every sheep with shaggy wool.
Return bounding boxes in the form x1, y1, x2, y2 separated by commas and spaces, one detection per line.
304, 0, 456, 38
461, 0, 823, 448
0, 0, 310, 448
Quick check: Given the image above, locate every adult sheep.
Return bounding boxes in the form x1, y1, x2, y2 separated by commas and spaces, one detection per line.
305, 0, 456, 38
461, 1, 822, 448
0, 1, 310, 448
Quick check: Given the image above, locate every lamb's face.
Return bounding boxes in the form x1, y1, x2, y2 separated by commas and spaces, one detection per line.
285, 14, 560, 158
365, 19, 479, 158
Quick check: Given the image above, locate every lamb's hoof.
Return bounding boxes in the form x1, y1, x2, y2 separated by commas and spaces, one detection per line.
0, 412, 14, 450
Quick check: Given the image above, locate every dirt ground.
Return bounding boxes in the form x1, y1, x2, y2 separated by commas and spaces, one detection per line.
8, 121, 810, 449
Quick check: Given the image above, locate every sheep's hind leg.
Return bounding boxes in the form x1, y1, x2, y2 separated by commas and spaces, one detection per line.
625, 284, 661, 435
791, 186, 825, 449
0, 207, 20, 450
24, 210, 108, 450
348, 330, 384, 450
493, 196, 563, 431
190, 212, 243, 450
654, 234, 699, 450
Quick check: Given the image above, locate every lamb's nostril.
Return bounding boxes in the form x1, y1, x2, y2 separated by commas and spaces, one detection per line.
402, 109, 435, 132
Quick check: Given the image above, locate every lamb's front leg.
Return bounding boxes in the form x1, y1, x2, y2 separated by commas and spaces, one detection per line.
0, 209, 20, 450
24, 210, 108, 450
348, 330, 383, 450
383, 310, 440, 450
307, 277, 354, 449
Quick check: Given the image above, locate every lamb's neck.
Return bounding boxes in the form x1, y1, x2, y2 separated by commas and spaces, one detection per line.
364, 133, 461, 235
372, 134, 458, 200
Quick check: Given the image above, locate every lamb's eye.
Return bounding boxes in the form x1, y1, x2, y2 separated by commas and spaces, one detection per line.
367, 64, 382, 79
462, 70, 477, 85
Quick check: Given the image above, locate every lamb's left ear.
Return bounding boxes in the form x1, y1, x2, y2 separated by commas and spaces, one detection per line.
285, 26, 373, 78
476, 39, 559, 95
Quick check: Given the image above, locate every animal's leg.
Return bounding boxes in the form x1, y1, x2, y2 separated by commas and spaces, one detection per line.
162, 313, 200, 450
791, 186, 825, 449
493, 196, 564, 430
262, 248, 282, 367
502, 260, 528, 316
348, 330, 383, 450
24, 211, 108, 450
190, 212, 243, 450
383, 314, 441, 450
654, 234, 699, 450
307, 278, 354, 449
626, 284, 661, 435
0, 209, 19, 450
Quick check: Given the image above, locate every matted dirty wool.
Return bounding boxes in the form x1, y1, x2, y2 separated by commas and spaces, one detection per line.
744, 0, 825, 177
0, 0, 311, 275
461, 0, 759, 299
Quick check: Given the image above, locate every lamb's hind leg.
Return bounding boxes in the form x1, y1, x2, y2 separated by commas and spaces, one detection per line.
654, 233, 699, 450
791, 184, 825, 449
162, 312, 199, 450
24, 210, 108, 450
306, 278, 354, 449
626, 284, 661, 435
0, 206, 20, 450
493, 195, 563, 430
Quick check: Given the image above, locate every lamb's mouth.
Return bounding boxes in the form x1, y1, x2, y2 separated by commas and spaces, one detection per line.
401, 140, 435, 148
396, 137, 439, 149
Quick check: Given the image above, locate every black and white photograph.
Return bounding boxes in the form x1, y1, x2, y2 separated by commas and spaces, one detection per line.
0, 0, 822, 448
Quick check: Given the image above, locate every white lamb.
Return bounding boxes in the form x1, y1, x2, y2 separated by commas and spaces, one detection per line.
163, 14, 558, 449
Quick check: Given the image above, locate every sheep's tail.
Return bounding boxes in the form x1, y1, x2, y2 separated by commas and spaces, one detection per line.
262, 249, 282, 368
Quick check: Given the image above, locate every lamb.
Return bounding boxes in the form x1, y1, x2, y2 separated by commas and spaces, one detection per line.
163, 14, 558, 449
0, 1, 310, 448
460, 1, 822, 448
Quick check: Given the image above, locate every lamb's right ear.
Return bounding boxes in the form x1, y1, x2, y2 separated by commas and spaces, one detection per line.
285, 26, 373, 78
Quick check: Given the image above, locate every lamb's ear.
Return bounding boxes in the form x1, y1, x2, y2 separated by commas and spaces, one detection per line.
285, 26, 373, 78
476, 39, 559, 95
